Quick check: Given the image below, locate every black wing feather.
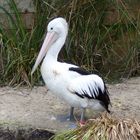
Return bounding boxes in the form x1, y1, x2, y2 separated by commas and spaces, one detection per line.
69, 67, 90, 75
96, 86, 110, 112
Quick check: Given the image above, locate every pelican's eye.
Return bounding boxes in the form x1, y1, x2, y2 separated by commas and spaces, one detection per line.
50, 27, 53, 30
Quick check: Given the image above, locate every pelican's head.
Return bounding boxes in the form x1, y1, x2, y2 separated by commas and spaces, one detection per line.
31, 17, 68, 74
48, 17, 68, 37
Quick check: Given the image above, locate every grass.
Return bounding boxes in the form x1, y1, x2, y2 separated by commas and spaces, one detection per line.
52, 113, 140, 140
0, 0, 140, 85
0, 0, 49, 85
63, 0, 140, 82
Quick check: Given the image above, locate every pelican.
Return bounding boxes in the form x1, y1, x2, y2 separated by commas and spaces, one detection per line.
31, 17, 111, 124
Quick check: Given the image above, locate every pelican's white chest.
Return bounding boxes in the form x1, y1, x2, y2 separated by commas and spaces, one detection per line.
41, 60, 70, 97
41, 60, 59, 81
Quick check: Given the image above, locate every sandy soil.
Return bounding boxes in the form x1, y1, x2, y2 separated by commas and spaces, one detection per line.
0, 77, 140, 132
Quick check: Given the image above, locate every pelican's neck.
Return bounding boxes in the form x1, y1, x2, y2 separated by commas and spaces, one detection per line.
44, 36, 66, 63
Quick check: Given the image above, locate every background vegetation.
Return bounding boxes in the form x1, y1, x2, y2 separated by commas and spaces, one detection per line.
0, 0, 140, 86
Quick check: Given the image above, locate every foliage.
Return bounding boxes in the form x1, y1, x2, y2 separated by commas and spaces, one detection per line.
58, 0, 140, 81
52, 113, 140, 140
0, 0, 48, 85
0, 0, 140, 85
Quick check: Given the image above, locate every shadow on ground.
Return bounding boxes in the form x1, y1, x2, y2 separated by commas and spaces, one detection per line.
0, 128, 54, 140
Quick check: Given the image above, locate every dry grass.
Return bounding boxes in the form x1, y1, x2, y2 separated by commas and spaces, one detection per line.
53, 113, 140, 140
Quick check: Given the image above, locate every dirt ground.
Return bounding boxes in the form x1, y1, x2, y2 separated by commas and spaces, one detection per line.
0, 77, 140, 132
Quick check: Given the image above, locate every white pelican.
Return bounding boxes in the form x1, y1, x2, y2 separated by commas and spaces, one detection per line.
31, 17, 111, 124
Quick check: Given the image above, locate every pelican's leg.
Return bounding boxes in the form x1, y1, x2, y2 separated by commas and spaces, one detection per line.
69, 107, 74, 121
57, 107, 75, 122
80, 108, 86, 125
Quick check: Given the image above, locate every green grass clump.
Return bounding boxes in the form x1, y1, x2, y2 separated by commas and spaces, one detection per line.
52, 113, 140, 140
0, 0, 140, 85
0, 0, 49, 85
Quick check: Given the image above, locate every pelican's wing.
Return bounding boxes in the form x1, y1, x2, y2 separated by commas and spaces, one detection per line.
68, 75, 104, 98
68, 74, 110, 111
